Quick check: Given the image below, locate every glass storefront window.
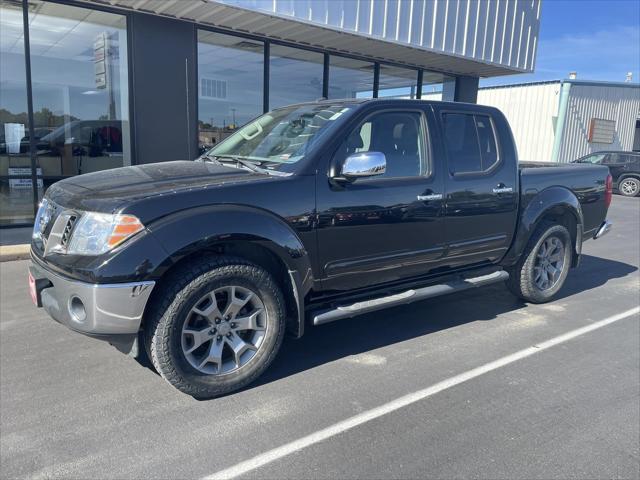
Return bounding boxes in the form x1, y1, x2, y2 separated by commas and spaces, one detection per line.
1, 1, 37, 225
197, 31, 264, 153
377, 65, 419, 99
420, 71, 455, 101
269, 45, 324, 109
28, 1, 130, 190
328, 56, 374, 99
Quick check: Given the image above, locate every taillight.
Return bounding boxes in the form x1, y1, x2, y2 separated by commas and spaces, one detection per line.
605, 174, 613, 209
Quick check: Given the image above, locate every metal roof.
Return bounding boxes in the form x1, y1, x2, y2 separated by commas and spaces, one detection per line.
480, 79, 640, 90
562, 79, 640, 89
78, 0, 541, 78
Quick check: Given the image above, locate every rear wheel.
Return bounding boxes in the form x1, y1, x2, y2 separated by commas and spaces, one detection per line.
145, 257, 285, 398
506, 222, 572, 303
619, 177, 640, 197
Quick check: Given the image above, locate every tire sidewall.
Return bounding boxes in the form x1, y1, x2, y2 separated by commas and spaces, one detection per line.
523, 224, 572, 302
154, 265, 284, 397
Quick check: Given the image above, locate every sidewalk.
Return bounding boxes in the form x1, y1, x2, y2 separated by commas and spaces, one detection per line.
0, 228, 32, 262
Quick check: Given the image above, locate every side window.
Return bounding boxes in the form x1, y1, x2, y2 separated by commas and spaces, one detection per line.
475, 115, 498, 170
355, 122, 371, 152
442, 113, 500, 174
603, 154, 621, 164
337, 111, 427, 178
605, 153, 639, 164
584, 153, 607, 164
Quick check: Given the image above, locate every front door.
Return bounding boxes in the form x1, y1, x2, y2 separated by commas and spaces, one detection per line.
435, 106, 519, 268
316, 108, 446, 292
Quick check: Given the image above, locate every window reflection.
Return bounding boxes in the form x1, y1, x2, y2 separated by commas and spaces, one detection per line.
28, 0, 130, 185
197, 31, 264, 154
420, 70, 454, 101
377, 65, 419, 98
269, 45, 324, 109
328, 56, 374, 99
0, 1, 37, 224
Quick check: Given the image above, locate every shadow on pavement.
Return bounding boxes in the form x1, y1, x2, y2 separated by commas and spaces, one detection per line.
254, 254, 637, 388
555, 254, 638, 300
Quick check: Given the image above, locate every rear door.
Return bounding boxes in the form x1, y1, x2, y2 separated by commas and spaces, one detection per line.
434, 105, 519, 268
603, 153, 632, 185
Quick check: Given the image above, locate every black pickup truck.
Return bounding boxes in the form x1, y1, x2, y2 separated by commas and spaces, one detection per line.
29, 99, 613, 398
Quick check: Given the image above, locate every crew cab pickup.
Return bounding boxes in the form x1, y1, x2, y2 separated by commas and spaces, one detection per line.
29, 99, 613, 398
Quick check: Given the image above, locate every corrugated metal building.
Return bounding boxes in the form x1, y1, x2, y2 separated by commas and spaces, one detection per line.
476, 80, 640, 162
423, 79, 640, 162
2, 0, 542, 226
211, 0, 542, 76
474, 81, 560, 161
555, 81, 640, 162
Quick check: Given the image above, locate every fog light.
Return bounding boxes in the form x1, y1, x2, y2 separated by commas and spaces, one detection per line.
69, 296, 86, 323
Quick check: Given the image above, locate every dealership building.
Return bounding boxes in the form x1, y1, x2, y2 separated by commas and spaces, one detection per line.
0, 0, 541, 227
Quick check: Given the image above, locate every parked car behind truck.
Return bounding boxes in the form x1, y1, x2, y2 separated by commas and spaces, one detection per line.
573, 150, 640, 197
29, 99, 613, 398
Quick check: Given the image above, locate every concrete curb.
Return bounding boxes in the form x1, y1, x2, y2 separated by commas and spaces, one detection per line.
0, 245, 31, 262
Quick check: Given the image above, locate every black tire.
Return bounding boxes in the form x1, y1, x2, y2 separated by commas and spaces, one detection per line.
618, 177, 640, 197
144, 256, 285, 399
506, 221, 572, 303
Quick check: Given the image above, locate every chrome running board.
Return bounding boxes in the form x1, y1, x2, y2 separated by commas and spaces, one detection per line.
312, 271, 509, 326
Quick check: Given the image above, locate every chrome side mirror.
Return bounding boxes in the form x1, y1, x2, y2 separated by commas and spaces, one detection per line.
341, 152, 386, 180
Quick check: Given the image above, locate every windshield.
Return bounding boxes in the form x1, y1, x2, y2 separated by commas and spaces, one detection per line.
205, 104, 353, 167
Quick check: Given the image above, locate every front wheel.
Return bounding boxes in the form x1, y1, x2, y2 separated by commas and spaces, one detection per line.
618, 177, 640, 197
506, 222, 572, 303
145, 257, 285, 398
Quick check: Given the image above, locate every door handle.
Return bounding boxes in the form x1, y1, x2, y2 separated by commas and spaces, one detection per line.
417, 193, 443, 201
492, 185, 513, 194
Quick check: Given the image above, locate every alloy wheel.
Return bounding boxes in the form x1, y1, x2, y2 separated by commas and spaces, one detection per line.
533, 236, 566, 291
181, 285, 267, 375
620, 179, 638, 196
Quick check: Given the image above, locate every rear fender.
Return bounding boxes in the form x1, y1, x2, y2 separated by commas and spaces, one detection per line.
502, 186, 584, 267
148, 205, 313, 337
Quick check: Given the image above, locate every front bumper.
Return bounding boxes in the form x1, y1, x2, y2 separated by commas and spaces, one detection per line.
29, 257, 155, 336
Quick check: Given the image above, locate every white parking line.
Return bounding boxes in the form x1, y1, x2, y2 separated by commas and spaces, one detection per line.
204, 306, 640, 480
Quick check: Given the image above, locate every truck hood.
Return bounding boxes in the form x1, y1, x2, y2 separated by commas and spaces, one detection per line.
46, 160, 271, 212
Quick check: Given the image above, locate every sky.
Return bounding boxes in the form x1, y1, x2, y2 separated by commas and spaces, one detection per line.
480, 0, 640, 87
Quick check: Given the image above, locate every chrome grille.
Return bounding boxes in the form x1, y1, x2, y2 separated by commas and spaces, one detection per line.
60, 215, 77, 248
34, 200, 80, 256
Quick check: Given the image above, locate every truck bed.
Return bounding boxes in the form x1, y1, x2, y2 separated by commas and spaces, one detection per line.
519, 161, 610, 237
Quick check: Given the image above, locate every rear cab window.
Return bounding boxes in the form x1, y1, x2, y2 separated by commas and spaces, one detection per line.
441, 112, 500, 175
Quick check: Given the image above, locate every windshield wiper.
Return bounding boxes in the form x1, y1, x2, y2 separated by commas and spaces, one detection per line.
203, 154, 290, 176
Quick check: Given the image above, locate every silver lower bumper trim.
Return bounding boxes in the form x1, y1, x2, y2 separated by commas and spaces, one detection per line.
594, 220, 612, 239
30, 259, 155, 335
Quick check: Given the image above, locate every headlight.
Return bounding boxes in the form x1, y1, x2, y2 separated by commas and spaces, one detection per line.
32, 198, 50, 240
67, 212, 144, 255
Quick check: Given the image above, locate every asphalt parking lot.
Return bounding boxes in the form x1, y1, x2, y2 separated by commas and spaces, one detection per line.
1, 196, 639, 480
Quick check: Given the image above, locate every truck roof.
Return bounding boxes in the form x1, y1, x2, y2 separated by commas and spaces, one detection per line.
272, 97, 487, 110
